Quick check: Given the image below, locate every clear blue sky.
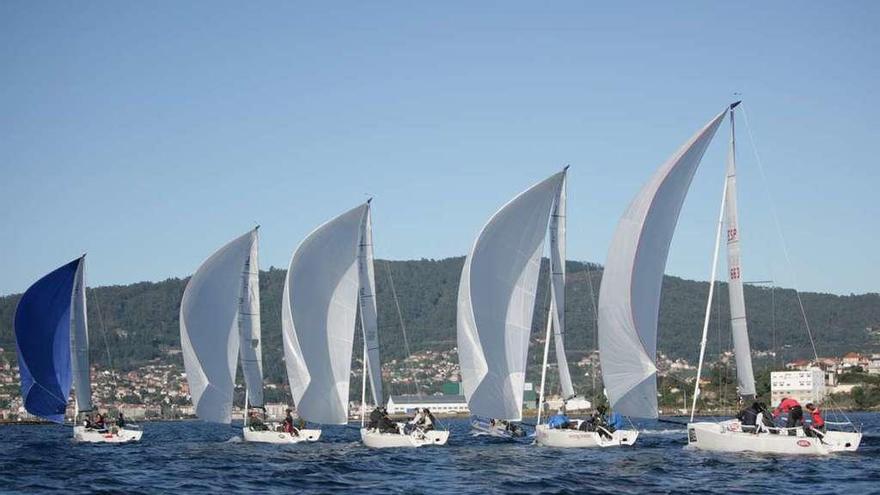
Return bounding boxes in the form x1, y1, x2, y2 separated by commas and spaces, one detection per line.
2, 2, 877, 296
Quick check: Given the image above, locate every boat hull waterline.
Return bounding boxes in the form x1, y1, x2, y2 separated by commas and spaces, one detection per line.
242, 427, 321, 444
535, 424, 639, 448
687, 421, 861, 455
360, 428, 450, 448
469, 420, 526, 440
73, 426, 143, 444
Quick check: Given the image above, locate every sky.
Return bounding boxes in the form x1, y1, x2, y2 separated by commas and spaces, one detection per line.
1, 1, 878, 296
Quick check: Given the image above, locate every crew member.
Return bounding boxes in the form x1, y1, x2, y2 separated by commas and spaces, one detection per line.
547, 409, 570, 429
773, 397, 804, 431
804, 403, 826, 438
736, 402, 760, 427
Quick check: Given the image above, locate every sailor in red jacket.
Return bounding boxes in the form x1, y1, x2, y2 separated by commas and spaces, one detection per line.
773, 397, 804, 428
804, 403, 826, 437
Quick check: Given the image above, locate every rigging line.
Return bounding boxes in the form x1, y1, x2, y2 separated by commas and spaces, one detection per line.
741, 105, 854, 427
89, 286, 120, 402
739, 104, 821, 364
382, 260, 422, 395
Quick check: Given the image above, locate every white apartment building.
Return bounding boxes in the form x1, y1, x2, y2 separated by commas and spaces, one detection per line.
386, 395, 469, 415
770, 369, 826, 407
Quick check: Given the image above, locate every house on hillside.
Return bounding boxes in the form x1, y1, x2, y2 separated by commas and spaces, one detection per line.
868, 355, 880, 376
842, 352, 868, 370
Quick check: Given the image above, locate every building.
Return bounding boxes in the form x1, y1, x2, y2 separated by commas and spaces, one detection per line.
546, 396, 592, 412
842, 352, 868, 370
118, 405, 148, 420
770, 370, 826, 407
264, 403, 292, 420
386, 395, 468, 415
868, 355, 880, 376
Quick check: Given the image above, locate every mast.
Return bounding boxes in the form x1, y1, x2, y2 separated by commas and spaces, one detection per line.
536, 303, 553, 425
690, 173, 730, 421
724, 101, 757, 400
360, 317, 368, 427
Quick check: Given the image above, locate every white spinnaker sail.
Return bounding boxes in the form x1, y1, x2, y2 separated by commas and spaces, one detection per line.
457, 171, 565, 421
70, 257, 92, 413
180, 229, 257, 424
550, 169, 575, 399
239, 229, 264, 408
725, 105, 756, 398
283, 203, 367, 424
358, 202, 383, 407
598, 109, 726, 419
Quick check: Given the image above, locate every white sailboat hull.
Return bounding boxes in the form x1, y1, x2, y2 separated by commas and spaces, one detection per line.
360, 427, 449, 448
687, 421, 861, 455
535, 424, 639, 448
73, 426, 143, 444
242, 426, 321, 444
470, 421, 525, 439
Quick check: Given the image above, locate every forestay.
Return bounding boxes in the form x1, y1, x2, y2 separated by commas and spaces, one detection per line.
180, 229, 257, 423
283, 203, 370, 425
14, 257, 85, 423
457, 171, 565, 421
598, 109, 726, 419
724, 104, 756, 399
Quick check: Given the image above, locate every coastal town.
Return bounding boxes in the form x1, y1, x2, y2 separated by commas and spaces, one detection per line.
2, 344, 879, 423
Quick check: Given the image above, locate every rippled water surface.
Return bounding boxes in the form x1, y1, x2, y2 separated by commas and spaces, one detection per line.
1, 414, 878, 494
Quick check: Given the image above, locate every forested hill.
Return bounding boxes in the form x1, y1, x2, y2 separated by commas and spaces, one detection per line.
1, 257, 878, 385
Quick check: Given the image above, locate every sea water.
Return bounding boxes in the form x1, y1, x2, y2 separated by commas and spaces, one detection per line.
1, 413, 877, 494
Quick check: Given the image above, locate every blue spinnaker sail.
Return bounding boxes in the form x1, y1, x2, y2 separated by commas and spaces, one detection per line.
14, 259, 80, 423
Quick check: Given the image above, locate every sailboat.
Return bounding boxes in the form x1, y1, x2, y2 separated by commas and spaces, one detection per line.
598, 102, 862, 455
457, 168, 599, 443
180, 227, 319, 443
532, 169, 639, 448
282, 200, 448, 448
14, 256, 142, 443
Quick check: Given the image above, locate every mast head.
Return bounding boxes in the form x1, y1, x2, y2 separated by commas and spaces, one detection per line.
563, 164, 570, 172
366, 197, 373, 205
730, 100, 742, 110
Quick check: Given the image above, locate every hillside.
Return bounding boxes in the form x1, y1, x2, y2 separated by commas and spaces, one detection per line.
1, 257, 878, 386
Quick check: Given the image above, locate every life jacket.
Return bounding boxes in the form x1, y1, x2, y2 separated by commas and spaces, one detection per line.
774, 398, 800, 416
809, 408, 825, 428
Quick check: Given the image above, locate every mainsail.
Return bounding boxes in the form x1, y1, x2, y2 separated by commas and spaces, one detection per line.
549, 168, 574, 399
70, 258, 92, 414
180, 229, 258, 424
598, 109, 727, 419
357, 202, 383, 407
14, 257, 86, 423
283, 203, 372, 424
724, 103, 756, 399
457, 171, 565, 421
239, 228, 264, 408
